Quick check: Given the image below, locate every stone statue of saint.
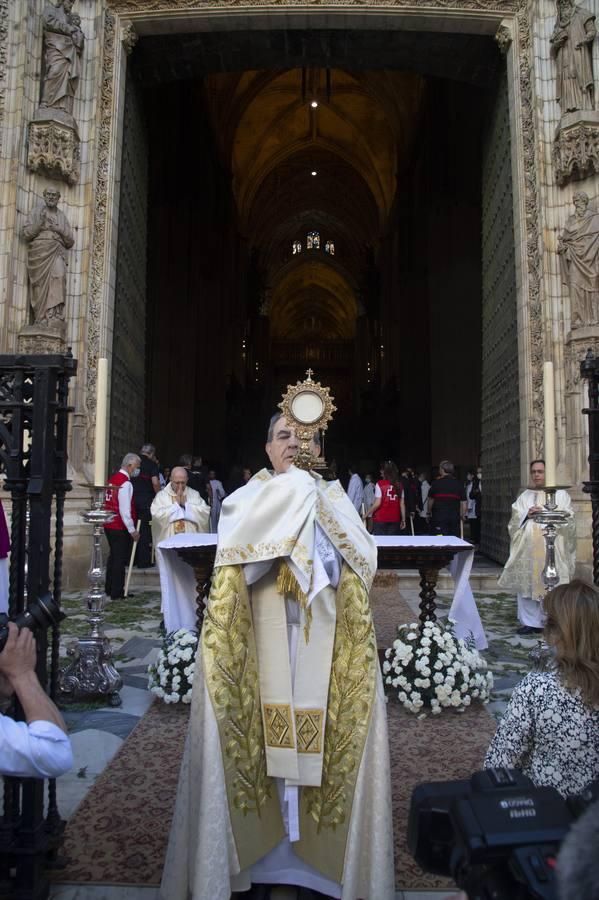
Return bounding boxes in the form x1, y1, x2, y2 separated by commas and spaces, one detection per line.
39, 0, 84, 117
550, 0, 596, 113
558, 191, 599, 328
21, 189, 74, 326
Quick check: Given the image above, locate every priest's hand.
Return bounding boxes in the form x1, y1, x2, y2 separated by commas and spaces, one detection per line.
131, 530, 140, 542
527, 506, 543, 518
174, 482, 186, 506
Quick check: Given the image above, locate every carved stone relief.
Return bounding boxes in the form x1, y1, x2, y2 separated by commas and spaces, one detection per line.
554, 115, 599, 184
86, 10, 116, 463
0, 1, 7, 159
551, 1, 599, 184
21, 188, 73, 347
495, 23, 512, 54
558, 191, 599, 329
28, 1, 84, 185
516, 2, 544, 456
551, 0, 596, 114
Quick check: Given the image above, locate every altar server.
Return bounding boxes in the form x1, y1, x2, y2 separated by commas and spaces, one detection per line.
498, 459, 576, 634
160, 413, 394, 900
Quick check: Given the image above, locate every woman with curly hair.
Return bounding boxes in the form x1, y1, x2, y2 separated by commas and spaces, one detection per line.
485, 579, 599, 797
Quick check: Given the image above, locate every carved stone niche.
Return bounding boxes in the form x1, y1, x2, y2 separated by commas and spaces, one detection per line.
17, 321, 67, 354
553, 110, 599, 186
27, 108, 80, 187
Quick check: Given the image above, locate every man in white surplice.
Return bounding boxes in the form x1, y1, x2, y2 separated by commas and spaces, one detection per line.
160, 414, 395, 900
151, 467, 210, 632
151, 466, 209, 544
498, 459, 576, 634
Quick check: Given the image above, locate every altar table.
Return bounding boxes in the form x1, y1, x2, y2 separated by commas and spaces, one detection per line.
155, 533, 487, 649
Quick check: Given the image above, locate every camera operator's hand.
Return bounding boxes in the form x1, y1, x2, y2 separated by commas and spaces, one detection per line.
0, 623, 67, 733
0, 622, 36, 683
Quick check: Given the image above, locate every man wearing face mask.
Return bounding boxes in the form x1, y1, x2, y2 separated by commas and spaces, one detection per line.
161, 413, 394, 900
103, 452, 141, 601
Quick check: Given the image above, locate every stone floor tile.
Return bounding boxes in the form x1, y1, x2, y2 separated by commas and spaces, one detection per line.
56, 729, 123, 819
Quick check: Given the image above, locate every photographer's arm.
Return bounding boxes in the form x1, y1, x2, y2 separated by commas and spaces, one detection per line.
0, 623, 72, 778
0, 624, 66, 731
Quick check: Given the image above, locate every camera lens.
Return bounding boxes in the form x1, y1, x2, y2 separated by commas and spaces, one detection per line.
0, 594, 65, 652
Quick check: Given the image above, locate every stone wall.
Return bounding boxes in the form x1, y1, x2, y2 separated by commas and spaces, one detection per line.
480, 68, 520, 564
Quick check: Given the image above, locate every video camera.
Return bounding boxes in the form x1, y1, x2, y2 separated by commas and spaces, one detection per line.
0, 593, 65, 654
408, 767, 599, 900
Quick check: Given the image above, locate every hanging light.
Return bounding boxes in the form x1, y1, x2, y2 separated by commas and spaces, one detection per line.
310, 100, 318, 108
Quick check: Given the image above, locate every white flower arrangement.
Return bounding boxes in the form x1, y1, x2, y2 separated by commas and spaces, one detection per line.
383, 619, 493, 715
147, 628, 198, 704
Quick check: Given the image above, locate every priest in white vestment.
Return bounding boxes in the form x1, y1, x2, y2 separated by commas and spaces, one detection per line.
151, 466, 210, 545
160, 414, 395, 900
151, 467, 210, 632
498, 459, 576, 634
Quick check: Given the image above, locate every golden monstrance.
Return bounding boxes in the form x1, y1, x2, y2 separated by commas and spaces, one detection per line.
278, 369, 336, 470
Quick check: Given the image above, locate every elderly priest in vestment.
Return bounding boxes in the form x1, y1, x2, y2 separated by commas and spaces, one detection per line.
160, 410, 394, 899
151, 466, 210, 544
151, 467, 210, 632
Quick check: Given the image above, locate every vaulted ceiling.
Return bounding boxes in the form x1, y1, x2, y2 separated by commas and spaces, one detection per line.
203, 67, 425, 336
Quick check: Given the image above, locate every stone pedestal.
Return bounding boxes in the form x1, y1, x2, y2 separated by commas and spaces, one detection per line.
17, 322, 67, 354
553, 110, 599, 186
27, 108, 80, 186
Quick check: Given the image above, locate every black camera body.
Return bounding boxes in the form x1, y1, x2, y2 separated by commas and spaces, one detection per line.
0, 593, 65, 653
408, 768, 599, 900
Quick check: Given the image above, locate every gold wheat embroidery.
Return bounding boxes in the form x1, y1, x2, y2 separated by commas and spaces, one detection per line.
202, 566, 272, 817
303, 567, 376, 832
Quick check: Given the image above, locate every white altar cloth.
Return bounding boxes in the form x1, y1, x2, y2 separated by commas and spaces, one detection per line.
374, 536, 486, 649
156, 533, 486, 649
156, 533, 218, 633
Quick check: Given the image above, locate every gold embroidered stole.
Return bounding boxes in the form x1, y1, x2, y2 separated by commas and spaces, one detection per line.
296, 565, 377, 882
253, 561, 336, 786
202, 565, 285, 868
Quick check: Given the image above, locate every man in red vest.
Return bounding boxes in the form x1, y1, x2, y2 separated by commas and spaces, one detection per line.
104, 453, 140, 600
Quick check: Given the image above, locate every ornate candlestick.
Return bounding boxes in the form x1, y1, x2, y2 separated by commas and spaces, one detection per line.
59, 485, 123, 707
530, 486, 571, 668
532, 487, 572, 595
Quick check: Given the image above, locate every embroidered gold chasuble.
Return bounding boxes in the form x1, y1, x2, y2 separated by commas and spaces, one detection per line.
160, 466, 395, 900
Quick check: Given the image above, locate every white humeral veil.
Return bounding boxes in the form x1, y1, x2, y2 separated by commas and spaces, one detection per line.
160, 467, 395, 900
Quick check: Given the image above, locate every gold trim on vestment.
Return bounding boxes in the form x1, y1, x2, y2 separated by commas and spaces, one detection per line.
296, 709, 324, 754
202, 565, 285, 867
264, 703, 295, 749
277, 560, 312, 643
316, 493, 374, 590
215, 537, 306, 567
296, 565, 377, 882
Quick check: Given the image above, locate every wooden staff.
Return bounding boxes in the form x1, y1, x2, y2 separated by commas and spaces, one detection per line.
460, 518, 464, 541
124, 519, 141, 598
410, 514, 415, 536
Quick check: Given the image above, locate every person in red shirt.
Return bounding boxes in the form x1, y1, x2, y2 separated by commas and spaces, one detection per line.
103, 453, 141, 599
365, 460, 406, 535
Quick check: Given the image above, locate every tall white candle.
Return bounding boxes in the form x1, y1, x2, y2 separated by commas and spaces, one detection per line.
543, 361, 557, 487
93, 357, 108, 486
